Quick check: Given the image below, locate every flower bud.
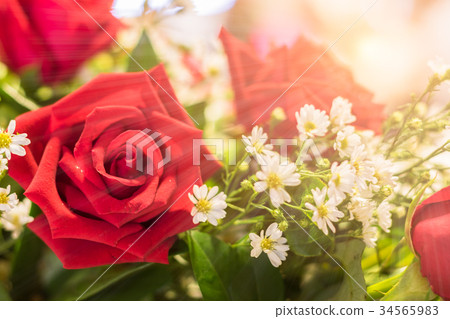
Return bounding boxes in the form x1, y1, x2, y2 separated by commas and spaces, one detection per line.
391, 111, 404, 124
420, 170, 431, 183
316, 158, 330, 170
240, 179, 253, 190
406, 118, 423, 130
380, 185, 394, 198
271, 107, 287, 122
278, 220, 289, 231
304, 194, 314, 204
415, 102, 427, 117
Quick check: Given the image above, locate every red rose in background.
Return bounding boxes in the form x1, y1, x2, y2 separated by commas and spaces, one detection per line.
219, 28, 385, 136
411, 186, 450, 300
0, 0, 121, 84
8, 65, 220, 269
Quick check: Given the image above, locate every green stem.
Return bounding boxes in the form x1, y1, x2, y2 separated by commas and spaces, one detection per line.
385, 90, 428, 158
396, 139, 449, 176
224, 154, 248, 194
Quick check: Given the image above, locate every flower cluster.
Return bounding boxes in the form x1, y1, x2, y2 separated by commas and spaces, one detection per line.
189, 96, 400, 268
0, 120, 33, 239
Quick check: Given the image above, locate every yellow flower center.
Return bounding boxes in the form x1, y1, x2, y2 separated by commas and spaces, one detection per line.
340, 138, 348, 150
266, 173, 282, 189
196, 199, 212, 213
0, 193, 9, 205
260, 237, 275, 250
253, 142, 264, 153
334, 174, 341, 187
318, 204, 329, 218
304, 121, 316, 132
0, 132, 12, 149
353, 161, 360, 174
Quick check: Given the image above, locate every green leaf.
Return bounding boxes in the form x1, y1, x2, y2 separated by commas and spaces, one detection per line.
330, 239, 366, 301
187, 231, 234, 300
229, 246, 284, 300
0, 283, 11, 301
9, 219, 44, 300
284, 213, 332, 257
127, 31, 159, 72
404, 178, 435, 255
185, 102, 207, 129
382, 261, 436, 301
187, 231, 284, 300
85, 264, 170, 301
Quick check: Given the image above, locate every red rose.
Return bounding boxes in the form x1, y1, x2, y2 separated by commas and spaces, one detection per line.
219, 28, 385, 136
411, 186, 450, 300
0, 0, 121, 84
8, 65, 221, 269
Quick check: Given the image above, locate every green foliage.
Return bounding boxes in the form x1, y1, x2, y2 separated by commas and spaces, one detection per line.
382, 261, 435, 301
285, 218, 332, 257
187, 231, 284, 300
330, 239, 366, 301
127, 31, 159, 72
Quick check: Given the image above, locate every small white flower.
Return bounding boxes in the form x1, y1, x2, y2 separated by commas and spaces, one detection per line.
370, 155, 398, 192
327, 161, 355, 204
254, 155, 301, 207
428, 56, 450, 79
0, 185, 19, 212
349, 145, 376, 190
0, 199, 33, 239
249, 222, 289, 267
330, 97, 356, 131
295, 104, 330, 141
0, 120, 31, 160
347, 193, 375, 226
305, 187, 344, 235
334, 126, 362, 158
188, 185, 227, 226
0, 157, 7, 172
242, 126, 274, 164
362, 224, 378, 248
376, 201, 393, 233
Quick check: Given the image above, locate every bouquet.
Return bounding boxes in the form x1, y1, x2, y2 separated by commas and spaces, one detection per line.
0, 0, 449, 302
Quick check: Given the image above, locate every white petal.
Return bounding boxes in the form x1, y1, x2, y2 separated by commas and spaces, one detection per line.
267, 251, 282, 267
206, 186, 219, 200
7, 120, 16, 134
254, 181, 267, 193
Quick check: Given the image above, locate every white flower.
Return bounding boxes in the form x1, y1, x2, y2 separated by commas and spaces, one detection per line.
349, 145, 376, 190
428, 56, 450, 79
0, 157, 7, 172
347, 194, 375, 226
0, 199, 33, 239
295, 104, 330, 141
254, 156, 300, 207
0, 120, 31, 160
305, 187, 344, 235
242, 126, 274, 164
0, 185, 19, 212
362, 224, 378, 248
330, 97, 356, 131
370, 155, 398, 192
376, 201, 393, 233
188, 185, 227, 226
334, 126, 362, 158
249, 222, 289, 267
327, 161, 355, 204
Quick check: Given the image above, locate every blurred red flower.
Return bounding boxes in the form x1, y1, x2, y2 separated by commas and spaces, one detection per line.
411, 186, 450, 300
9, 65, 220, 269
219, 28, 385, 136
0, 0, 121, 84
